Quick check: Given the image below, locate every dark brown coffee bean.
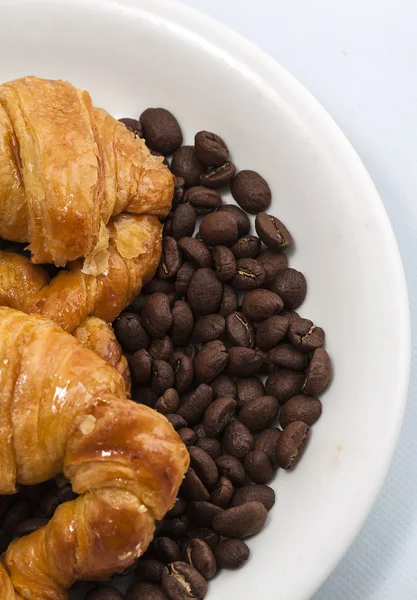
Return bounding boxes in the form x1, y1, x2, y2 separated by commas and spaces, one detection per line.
235, 377, 264, 408
114, 313, 149, 352
254, 428, 281, 469
189, 446, 219, 490
255, 212, 293, 252
136, 559, 165, 583
160, 515, 190, 539
214, 539, 250, 569
204, 397, 237, 437
303, 348, 332, 395
0, 529, 10, 553
151, 537, 182, 563
210, 374, 236, 400
269, 268, 307, 310
227, 347, 262, 377
257, 249, 288, 282
155, 388, 180, 415
178, 237, 212, 268
230, 235, 262, 259
184, 186, 222, 214
178, 427, 197, 447
219, 283, 238, 317
199, 212, 239, 247
244, 450, 273, 484
143, 278, 176, 295
192, 314, 225, 343
126, 582, 169, 600
200, 161, 236, 189
288, 318, 325, 352
5, 500, 33, 531
210, 476, 234, 507
194, 340, 229, 384
15, 517, 49, 537
169, 203, 197, 241
133, 386, 158, 408
231, 258, 265, 290
187, 268, 223, 316
196, 438, 222, 461
184, 538, 217, 580
225, 311, 255, 348
173, 353, 194, 394
140, 108, 182, 155
265, 369, 304, 403
195, 131, 228, 167
158, 237, 183, 280
192, 423, 208, 440
162, 561, 207, 600
223, 420, 254, 460
277, 421, 309, 469
152, 360, 175, 396
167, 414, 188, 430
171, 301, 194, 347
211, 245, 236, 282
85, 587, 124, 600
215, 455, 246, 487
181, 469, 210, 502
232, 484, 275, 511
171, 146, 205, 187
239, 396, 279, 432
231, 170, 271, 214
212, 501, 267, 538
218, 204, 250, 236
280, 394, 322, 428
130, 349, 152, 384
149, 337, 174, 363
119, 117, 144, 138
175, 262, 197, 297
187, 502, 223, 528
280, 309, 301, 325
269, 343, 308, 372
177, 384, 213, 424
168, 293, 179, 309
255, 315, 288, 351
182, 343, 199, 361
243, 289, 284, 322
150, 150, 170, 167
173, 177, 186, 210
142, 293, 173, 338
166, 498, 188, 519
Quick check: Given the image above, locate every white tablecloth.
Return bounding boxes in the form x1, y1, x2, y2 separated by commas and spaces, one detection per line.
178, 1, 417, 597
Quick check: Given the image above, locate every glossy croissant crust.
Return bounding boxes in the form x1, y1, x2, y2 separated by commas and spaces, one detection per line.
0, 307, 189, 600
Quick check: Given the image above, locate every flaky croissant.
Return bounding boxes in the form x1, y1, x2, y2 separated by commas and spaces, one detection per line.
0, 307, 189, 600
0, 76, 173, 266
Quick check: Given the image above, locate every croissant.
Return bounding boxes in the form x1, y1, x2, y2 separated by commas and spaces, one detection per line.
0, 76, 173, 266
0, 307, 189, 600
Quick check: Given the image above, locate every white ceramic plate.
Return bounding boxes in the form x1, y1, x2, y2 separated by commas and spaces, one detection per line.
0, 1, 410, 599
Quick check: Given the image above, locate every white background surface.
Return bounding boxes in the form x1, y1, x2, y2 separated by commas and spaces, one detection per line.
177, 1, 417, 598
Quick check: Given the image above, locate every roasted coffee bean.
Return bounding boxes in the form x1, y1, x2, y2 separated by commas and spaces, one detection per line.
0, 529, 10, 553
181, 469, 210, 502
232, 484, 275, 511
195, 131, 228, 166
136, 559, 165, 583
303, 348, 332, 395
269, 268, 307, 310
231, 170, 271, 214
277, 421, 309, 469
15, 517, 49, 537
178, 427, 197, 447
142, 293, 173, 338
173, 177, 186, 210
288, 318, 325, 352
5, 500, 33, 530
255, 212, 293, 252
218, 204, 250, 236
178, 237, 213, 268
189, 447, 219, 490
140, 108, 182, 155
169, 203, 197, 240
210, 476, 234, 507
0, 496, 14, 522
212, 501, 267, 539
114, 313, 149, 352
187, 501, 224, 528
196, 438, 222, 461
192, 314, 225, 343
171, 301, 194, 346
225, 311, 255, 348
265, 369, 304, 403
230, 235, 262, 259
119, 117, 144, 137
255, 315, 288, 351
175, 262, 197, 296
160, 515, 190, 539
212, 245, 236, 282
149, 337, 174, 364
215, 455, 246, 487
177, 384, 213, 424
254, 428, 281, 469
133, 386, 158, 408
58, 483, 77, 503
166, 498, 188, 520
184, 528, 220, 551
130, 349, 152, 384
171, 146, 205, 188
125, 582, 169, 600
184, 538, 217, 580
152, 360, 175, 396
182, 343, 199, 361
223, 420, 254, 460
187, 268, 223, 315
117, 559, 139, 578
227, 347, 262, 377
151, 537, 182, 563
184, 186, 222, 214
269, 343, 308, 371
239, 396, 279, 432
168, 292, 179, 309
199, 212, 239, 247
280, 394, 322, 428
219, 283, 238, 317
167, 414, 188, 430
210, 374, 237, 400
162, 562, 207, 600
242, 289, 283, 322
155, 388, 180, 415
194, 340, 229, 384
244, 450, 273, 484
281, 309, 301, 325
257, 349, 275, 375
200, 161, 236, 189
173, 353, 194, 394
214, 539, 250, 569
257, 249, 288, 282
203, 394, 236, 435
158, 237, 183, 280
236, 377, 265, 408
143, 278, 176, 295
231, 258, 265, 290
85, 586, 124, 600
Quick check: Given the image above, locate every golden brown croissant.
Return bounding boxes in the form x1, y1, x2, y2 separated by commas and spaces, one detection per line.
0, 307, 189, 600
0, 76, 173, 266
